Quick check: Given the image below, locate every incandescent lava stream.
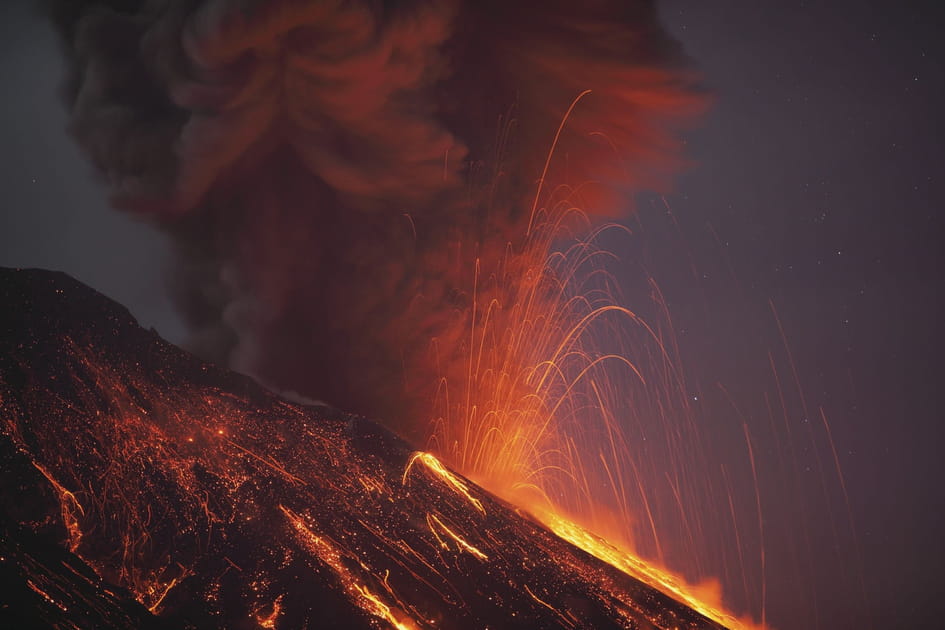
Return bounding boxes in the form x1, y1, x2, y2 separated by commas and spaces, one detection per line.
0, 267, 725, 629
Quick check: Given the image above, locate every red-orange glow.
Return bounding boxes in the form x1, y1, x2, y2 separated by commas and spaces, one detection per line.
353, 585, 417, 630
33, 463, 84, 553
280, 505, 419, 629
4, 266, 759, 628
538, 510, 758, 630
146, 571, 191, 614
421, 128, 766, 627
26, 579, 67, 612
523, 584, 576, 628
402, 452, 485, 515
254, 595, 283, 629
425, 513, 489, 561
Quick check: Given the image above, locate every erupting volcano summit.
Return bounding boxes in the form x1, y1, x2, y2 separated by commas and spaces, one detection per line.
0, 267, 728, 628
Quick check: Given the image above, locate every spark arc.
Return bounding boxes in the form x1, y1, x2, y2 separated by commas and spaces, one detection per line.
1, 267, 728, 628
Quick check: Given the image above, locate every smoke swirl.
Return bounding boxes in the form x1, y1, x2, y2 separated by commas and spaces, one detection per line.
48, 0, 704, 440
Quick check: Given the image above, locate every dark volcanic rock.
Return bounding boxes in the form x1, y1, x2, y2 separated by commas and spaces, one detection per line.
0, 520, 170, 629
0, 267, 725, 629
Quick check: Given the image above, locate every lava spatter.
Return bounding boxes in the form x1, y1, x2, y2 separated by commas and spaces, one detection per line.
0, 267, 726, 629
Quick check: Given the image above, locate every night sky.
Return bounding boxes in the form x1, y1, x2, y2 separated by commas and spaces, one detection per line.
1, 1, 943, 628
652, 2, 944, 627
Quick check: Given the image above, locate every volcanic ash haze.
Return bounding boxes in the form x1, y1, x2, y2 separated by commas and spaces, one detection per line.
48, 0, 704, 441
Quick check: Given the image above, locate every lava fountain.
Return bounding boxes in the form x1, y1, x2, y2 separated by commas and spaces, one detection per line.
2, 266, 735, 629
420, 140, 765, 627
25, 0, 781, 627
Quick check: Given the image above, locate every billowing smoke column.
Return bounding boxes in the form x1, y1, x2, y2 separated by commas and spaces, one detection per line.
49, 0, 703, 441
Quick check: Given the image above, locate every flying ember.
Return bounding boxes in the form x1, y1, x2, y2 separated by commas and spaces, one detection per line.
2, 267, 737, 628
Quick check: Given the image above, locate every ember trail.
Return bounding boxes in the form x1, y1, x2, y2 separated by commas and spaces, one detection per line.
6, 1, 765, 627
423, 185, 763, 629
2, 267, 729, 628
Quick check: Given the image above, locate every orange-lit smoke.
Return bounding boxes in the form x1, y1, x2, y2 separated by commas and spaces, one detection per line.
49, 0, 753, 624
49, 0, 704, 441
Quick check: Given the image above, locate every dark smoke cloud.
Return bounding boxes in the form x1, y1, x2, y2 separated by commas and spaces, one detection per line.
48, 0, 703, 440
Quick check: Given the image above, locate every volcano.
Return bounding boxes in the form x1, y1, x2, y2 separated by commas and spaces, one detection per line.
0, 267, 725, 629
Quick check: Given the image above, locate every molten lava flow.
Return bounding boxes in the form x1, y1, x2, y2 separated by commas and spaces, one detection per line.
38, 0, 730, 622
32, 463, 85, 553
0, 266, 729, 628
422, 187, 766, 629
537, 510, 753, 630
403, 451, 486, 515
280, 505, 418, 629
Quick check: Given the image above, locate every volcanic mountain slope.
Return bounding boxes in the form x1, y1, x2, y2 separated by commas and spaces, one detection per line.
0, 521, 170, 629
0, 267, 725, 629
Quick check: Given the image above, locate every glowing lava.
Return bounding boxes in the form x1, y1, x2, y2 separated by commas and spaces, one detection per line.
0, 266, 730, 629
422, 186, 765, 628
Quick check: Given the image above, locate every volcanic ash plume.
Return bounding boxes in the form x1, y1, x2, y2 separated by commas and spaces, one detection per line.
49, 0, 704, 440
